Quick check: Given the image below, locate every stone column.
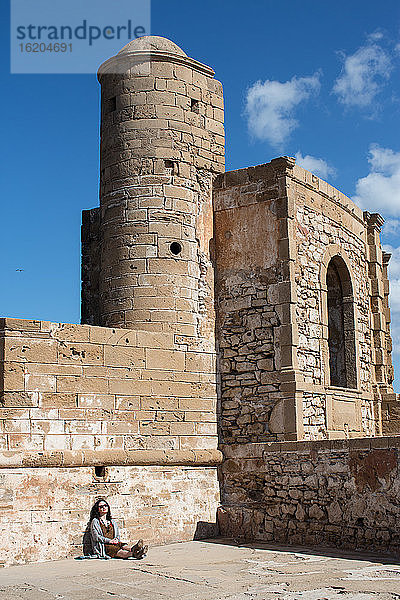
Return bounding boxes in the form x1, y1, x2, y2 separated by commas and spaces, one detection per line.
381, 250, 400, 434
382, 251, 395, 387
363, 211, 397, 434
364, 213, 391, 392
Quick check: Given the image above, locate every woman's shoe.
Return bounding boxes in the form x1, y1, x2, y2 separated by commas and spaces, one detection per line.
135, 545, 148, 559
131, 539, 144, 554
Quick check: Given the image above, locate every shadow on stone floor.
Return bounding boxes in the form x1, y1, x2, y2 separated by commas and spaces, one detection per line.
193, 520, 219, 540
199, 536, 400, 565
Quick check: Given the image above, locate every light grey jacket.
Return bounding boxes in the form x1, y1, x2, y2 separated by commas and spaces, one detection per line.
89, 518, 120, 558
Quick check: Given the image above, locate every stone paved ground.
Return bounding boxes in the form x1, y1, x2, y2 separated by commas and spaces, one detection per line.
1, 539, 400, 600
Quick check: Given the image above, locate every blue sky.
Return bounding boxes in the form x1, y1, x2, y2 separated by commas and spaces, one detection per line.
2, 0, 400, 390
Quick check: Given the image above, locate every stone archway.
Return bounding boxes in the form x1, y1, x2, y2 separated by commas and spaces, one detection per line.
321, 247, 358, 390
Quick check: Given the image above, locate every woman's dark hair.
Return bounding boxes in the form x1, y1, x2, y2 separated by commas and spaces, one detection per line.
90, 498, 112, 522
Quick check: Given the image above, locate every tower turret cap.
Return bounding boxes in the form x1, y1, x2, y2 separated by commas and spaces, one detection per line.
98, 35, 214, 79
118, 35, 187, 57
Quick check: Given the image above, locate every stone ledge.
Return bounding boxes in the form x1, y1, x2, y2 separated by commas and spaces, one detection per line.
213, 157, 295, 193
290, 164, 365, 223
221, 436, 400, 457
98, 50, 215, 80
0, 449, 223, 469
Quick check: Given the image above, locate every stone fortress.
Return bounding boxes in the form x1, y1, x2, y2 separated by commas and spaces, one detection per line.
1, 36, 400, 566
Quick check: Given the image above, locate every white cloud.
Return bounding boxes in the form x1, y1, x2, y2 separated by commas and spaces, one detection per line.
333, 41, 392, 108
356, 148, 400, 365
353, 145, 400, 217
367, 31, 384, 43
295, 152, 336, 180
383, 218, 400, 237
384, 245, 400, 281
245, 73, 320, 149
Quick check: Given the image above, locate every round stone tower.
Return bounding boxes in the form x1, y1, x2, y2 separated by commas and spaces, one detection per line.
82, 36, 224, 343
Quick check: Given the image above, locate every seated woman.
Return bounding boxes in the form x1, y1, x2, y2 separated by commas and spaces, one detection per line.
89, 499, 148, 559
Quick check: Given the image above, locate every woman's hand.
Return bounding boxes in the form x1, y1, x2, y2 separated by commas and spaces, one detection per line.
110, 538, 119, 544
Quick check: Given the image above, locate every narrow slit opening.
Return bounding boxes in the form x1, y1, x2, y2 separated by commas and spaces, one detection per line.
191, 98, 199, 113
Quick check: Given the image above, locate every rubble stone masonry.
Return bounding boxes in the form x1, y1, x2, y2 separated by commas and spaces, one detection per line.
214, 159, 292, 445
214, 158, 397, 444
219, 437, 400, 555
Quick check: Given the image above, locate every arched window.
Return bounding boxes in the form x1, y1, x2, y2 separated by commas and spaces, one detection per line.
326, 256, 357, 389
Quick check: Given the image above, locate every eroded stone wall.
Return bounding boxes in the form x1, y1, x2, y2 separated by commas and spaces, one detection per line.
219, 437, 400, 555
294, 202, 370, 390
0, 318, 217, 452
0, 464, 219, 566
212, 158, 398, 443
214, 160, 296, 444
2, 34, 400, 570
289, 166, 378, 439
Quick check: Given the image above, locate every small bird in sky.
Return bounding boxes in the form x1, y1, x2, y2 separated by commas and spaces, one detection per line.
16, 269, 24, 272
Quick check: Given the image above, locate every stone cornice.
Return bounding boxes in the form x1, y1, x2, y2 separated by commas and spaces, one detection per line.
383, 251, 392, 266
98, 50, 215, 80
221, 435, 400, 457
0, 449, 223, 469
363, 211, 385, 230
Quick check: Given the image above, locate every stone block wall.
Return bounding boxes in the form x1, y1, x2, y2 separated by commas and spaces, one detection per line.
0, 313, 221, 567
214, 159, 298, 445
289, 165, 389, 439
2, 35, 400, 568
0, 462, 220, 567
290, 166, 370, 390
82, 39, 224, 335
213, 157, 397, 443
0, 318, 217, 452
219, 437, 400, 555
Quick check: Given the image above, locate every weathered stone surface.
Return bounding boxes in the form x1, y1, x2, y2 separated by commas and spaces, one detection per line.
84, 36, 224, 347
219, 439, 400, 554
0, 319, 219, 453
4, 540, 400, 599
213, 157, 396, 443
0, 465, 220, 566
